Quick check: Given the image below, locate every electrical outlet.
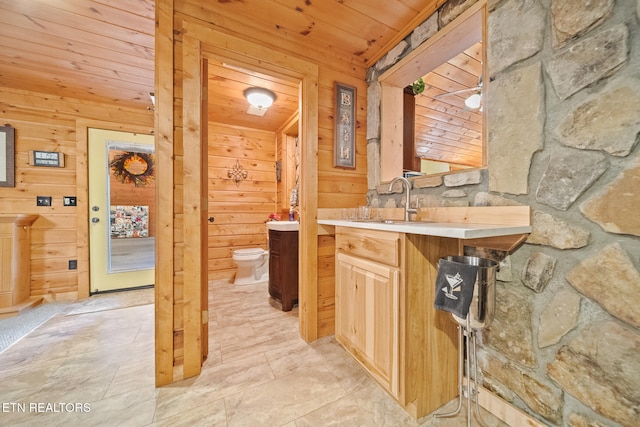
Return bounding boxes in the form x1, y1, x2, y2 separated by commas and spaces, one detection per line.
36, 196, 52, 206
68, 260, 77, 270
63, 196, 77, 206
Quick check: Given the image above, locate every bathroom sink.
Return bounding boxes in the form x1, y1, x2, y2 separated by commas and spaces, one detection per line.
353, 219, 432, 225
266, 220, 299, 231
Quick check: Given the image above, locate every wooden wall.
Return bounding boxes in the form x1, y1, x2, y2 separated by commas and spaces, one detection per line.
172, 6, 369, 207
0, 86, 153, 300
206, 122, 276, 280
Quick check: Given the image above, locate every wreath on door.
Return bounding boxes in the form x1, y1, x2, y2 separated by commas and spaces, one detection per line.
110, 151, 155, 186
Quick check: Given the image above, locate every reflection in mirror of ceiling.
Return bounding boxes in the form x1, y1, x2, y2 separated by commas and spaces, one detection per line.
414, 42, 483, 169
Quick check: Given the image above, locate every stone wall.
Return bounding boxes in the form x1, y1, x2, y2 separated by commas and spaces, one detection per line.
366, 0, 640, 426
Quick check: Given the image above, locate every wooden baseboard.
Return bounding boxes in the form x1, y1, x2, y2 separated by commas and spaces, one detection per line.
0, 296, 44, 319
45, 291, 79, 302
465, 378, 545, 427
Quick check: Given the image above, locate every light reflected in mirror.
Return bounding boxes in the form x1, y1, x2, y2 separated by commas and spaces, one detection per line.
410, 41, 483, 176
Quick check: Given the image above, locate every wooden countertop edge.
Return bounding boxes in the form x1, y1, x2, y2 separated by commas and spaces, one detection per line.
0, 214, 40, 226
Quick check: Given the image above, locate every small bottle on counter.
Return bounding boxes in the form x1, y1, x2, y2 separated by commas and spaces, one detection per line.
289, 208, 295, 221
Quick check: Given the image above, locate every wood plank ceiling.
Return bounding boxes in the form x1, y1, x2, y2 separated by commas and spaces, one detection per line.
0, 0, 480, 162
0, 0, 155, 109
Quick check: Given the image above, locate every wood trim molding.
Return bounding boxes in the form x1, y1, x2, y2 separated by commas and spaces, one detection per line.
154, 0, 175, 387
378, 1, 485, 88
181, 32, 204, 379
180, 19, 320, 345
365, 0, 446, 67
467, 380, 546, 427
417, 206, 531, 226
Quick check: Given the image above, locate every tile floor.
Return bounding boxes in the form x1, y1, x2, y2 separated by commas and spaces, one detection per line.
0, 280, 507, 426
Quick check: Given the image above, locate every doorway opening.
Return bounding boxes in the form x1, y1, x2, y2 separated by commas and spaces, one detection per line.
154, 25, 320, 385
186, 28, 319, 342
88, 128, 155, 294
205, 58, 301, 288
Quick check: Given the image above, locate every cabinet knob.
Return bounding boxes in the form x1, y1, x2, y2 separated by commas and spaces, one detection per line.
208, 216, 215, 223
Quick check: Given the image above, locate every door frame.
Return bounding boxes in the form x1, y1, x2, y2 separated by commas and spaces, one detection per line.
192, 25, 320, 342
87, 129, 155, 293
76, 120, 156, 299
154, 18, 319, 385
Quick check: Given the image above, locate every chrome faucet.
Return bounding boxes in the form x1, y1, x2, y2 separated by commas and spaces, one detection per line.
389, 176, 417, 222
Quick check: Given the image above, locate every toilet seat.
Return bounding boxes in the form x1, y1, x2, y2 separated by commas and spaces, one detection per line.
233, 248, 266, 260
232, 248, 269, 285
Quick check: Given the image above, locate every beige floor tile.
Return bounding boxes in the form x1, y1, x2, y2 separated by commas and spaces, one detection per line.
150, 399, 227, 427
104, 358, 156, 398
185, 353, 275, 397
224, 367, 348, 427
295, 381, 418, 426
0, 279, 512, 427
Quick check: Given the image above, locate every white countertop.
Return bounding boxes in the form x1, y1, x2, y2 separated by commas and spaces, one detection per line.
317, 219, 531, 239
266, 220, 299, 231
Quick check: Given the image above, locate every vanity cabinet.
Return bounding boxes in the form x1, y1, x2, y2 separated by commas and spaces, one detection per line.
268, 229, 298, 311
335, 226, 460, 419
336, 252, 400, 397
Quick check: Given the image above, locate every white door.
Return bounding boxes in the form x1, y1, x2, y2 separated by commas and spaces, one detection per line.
88, 128, 155, 293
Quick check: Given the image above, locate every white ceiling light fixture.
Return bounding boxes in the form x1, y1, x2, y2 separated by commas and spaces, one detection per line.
464, 93, 482, 110
244, 87, 276, 110
434, 74, 489, 111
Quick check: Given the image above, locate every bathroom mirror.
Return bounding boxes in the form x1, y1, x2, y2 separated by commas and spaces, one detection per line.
411, 41, 483, 173
378, 3, 486, 181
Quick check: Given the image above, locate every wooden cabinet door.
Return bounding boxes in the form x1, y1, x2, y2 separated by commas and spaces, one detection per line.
268, 230, 283, 298
336, 252, 400, 397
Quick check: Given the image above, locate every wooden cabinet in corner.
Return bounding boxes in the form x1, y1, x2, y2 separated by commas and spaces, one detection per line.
0, 214, 39, 316
268, 229, 298, 311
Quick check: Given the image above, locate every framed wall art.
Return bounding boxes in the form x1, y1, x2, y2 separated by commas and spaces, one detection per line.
0, 125, 15, 187
334, 82, 356, 169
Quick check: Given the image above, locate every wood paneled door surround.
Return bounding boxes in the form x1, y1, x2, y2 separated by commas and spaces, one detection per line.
154, 16, 319, 385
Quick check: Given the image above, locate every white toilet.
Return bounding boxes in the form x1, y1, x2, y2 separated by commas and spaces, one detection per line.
232, 248, 269, 285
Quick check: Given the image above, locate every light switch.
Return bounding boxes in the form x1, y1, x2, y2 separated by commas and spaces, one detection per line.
37, 196, 52, 206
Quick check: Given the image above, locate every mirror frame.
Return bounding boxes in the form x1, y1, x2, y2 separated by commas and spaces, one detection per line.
0, 125, 15, 187
377, 1, 487, 182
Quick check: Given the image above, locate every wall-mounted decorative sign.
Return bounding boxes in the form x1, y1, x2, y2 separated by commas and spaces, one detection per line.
0, 125, 15, 187
110, 151, 155, 186
228, 159, 249, 186
334, 82, 356, 169
29, 150, 65, 168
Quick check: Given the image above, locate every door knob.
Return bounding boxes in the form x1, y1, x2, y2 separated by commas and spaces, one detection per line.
208, 217, 215, 223
91, 217, 100, 223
